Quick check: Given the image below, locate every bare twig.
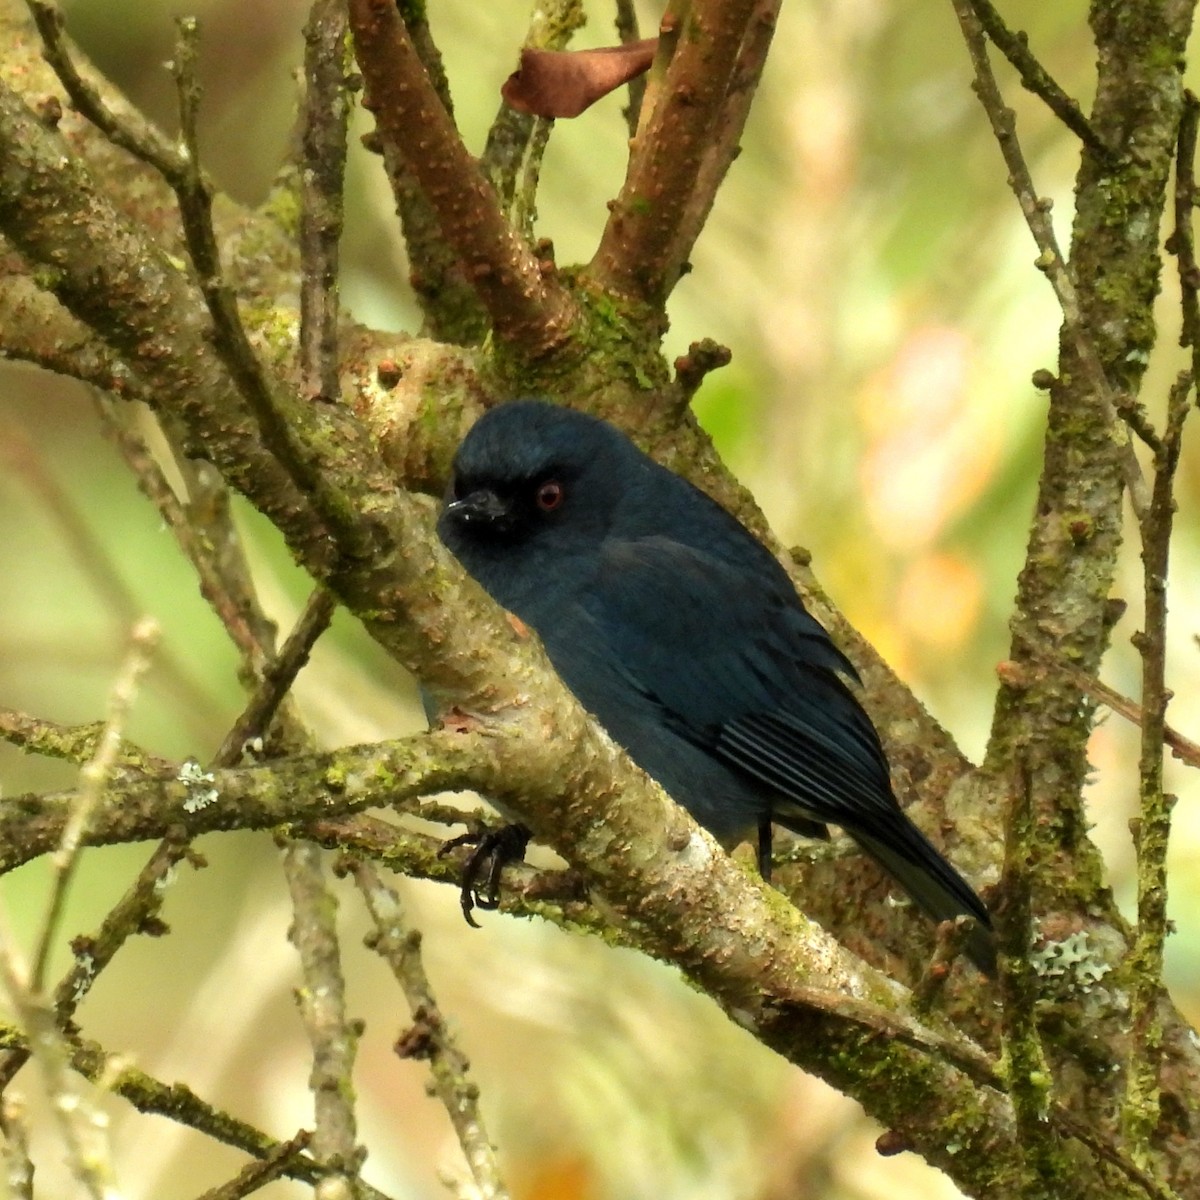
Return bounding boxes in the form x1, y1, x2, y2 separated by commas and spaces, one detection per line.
614, 0, 647, 135
92, 397, 271, 672
511, 116, 553, 242
0, 833, 194, 1095
2, 621, 166, 1152
965, 0, 1110, 157
30, 2, 320, 511
481, 0, 585, 211
298, 0, 350, 405
1047, 1106, 1182, 1200
167, 19, 333, 519
211, 588, 335, 766
0, 731, 497, 876
950, 0, 1153, 522
0, 419, 221, 734
1000, 654, 1200, 770
0, 1025, 396, 1200
1172, 92, 1200, 387
193, 1130, 313, 1200
353, 861, 510, 1200
51, 837, 192, 1025
665, 0, 781, 283
284, 843, 362, 1187
361, 2, 488, 345
30, 617, 159, 993
24, 0, 184, 174
0, 927, 118, 1200
0, 71, 326, 570
0, 1095, 33, 1200
287, 26, 363, 1180
0, 704, 172, 772
1121, 100, 1200, 1154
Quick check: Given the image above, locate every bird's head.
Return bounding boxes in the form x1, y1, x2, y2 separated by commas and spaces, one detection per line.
438, 401, 640, 553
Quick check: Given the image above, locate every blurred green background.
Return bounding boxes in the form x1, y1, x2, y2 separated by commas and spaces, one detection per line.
1, 1, 1198, 1197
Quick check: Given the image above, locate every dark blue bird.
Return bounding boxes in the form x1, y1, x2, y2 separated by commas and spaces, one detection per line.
437, 400, 994, 972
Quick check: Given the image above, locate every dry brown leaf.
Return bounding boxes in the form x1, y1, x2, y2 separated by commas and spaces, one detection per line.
501, 39, 658, 119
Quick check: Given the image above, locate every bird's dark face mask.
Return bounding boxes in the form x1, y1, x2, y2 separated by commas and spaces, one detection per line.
442, 485, 519, 535
441, 465, 589, 551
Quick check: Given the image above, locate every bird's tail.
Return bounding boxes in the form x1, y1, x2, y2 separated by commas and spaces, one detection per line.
850, 821, 996, 975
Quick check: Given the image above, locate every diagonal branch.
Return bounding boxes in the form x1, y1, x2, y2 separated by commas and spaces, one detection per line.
0, 79, 326, 563
354, 862, 510, 1200
348, 0, 579, 361
965, 0, 1110, 158
951, 0, 1152, 522
663, 0, 781, 286
589, 0, 765, 305
0, 1026, 396, 1200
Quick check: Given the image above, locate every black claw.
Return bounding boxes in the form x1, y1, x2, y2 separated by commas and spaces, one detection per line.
440, 823, 532, 925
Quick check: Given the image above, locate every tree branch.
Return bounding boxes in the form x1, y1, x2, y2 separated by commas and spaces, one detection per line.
965, 0, 1110, 157
354, 861, 510, 1200
348, 0, 579, 361
1122, 104, 1200, 1146
590, 0, 764, 305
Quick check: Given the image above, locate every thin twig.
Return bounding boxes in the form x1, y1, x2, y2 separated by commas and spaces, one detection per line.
24, 0, 185, 175
93, 397, 269, 671
511, 116, 553, 242
363, 0, 488, 344
1121, 100, 1200, 1154
167, 19, 334, 522
16, 630, 163, 1145
950, 0, 1153, 522
0, 418, 221, 734
1172, 92, 1200, 388
0, 1025, 397, 1200
287, 30, 363, 1175
1001, 654, 1200, 770
1048, 1104, 1182, 1200
29, 1, 330, 516
0, 833, 194, 1095
192, 1130, 313, 1200
353, 861, 511, 1200
965, 0, 1110, 157
0, 704, 172, 772
211, 588, 336, 766
613, 0, 646, 136
283, 843, 362, 1186
30, 617, 159, 993
480, 0, 584, 212
29, 6, 342, 563
0, 1095, 33, 1200
0, 922, 119, 1200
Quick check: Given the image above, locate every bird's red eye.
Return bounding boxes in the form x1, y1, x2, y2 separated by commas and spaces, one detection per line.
536, 480, 564, 511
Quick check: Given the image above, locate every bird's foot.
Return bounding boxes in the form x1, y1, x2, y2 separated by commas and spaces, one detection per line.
439, 823, 532, 927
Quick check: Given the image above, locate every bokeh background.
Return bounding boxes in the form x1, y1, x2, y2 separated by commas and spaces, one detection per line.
1, 1, 1198, 1197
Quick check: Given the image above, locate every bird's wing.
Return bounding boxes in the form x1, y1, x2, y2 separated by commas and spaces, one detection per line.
579, 536, 894, 830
